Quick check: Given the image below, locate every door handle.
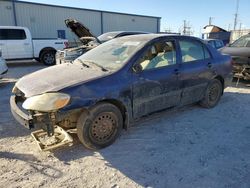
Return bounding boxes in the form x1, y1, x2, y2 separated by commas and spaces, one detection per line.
174, 69, 180, 75
0, 43, 4, 46
24, 43, 30, 45
207, 62, 212, 68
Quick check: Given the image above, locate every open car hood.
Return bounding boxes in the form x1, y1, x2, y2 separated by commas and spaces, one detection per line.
65, 19, 100, 45
220, 46, 250, 57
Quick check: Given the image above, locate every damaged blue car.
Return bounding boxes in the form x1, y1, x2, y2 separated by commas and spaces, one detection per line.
10, 34, 232, 150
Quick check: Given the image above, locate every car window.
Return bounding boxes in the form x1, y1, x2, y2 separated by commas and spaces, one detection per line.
180, 40, 209, 63
215, 40, 223, 48
0, 29, 26, 40
76, 37, 147, 71
138, 41, 177, 71
208, 41, 215, 48
97, 32, 120, 43
230, 34, 250, 47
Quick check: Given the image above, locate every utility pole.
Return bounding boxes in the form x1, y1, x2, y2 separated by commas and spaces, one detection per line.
209, 17, 213, 25
183, 20, 187, 35
233, 0, 239, 30
183, 20, 192, 35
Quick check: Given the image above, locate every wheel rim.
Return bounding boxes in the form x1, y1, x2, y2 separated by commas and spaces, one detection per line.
208, 83, 220, 103
90, 112, 118, 144
44, 53, 54, 64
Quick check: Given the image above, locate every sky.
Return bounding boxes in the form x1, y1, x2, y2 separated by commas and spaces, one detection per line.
21, 0, 250, 36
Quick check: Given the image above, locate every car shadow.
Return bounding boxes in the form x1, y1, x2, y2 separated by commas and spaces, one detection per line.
52, 134, 94, 163
0, 151, 63, 178
50, 91, 250, 187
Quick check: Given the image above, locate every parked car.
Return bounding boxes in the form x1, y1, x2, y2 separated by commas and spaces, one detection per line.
204, 39, 225, 50
220, 33, 250, 80
56, 19, 149, 64
0, 49, 8, 78
10, 34, 232, 151
0, 26, 68, 65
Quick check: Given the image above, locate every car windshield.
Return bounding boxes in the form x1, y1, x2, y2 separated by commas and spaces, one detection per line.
230, 34, 250, 47
75, 37, 147, 71
97, 32, 120, 43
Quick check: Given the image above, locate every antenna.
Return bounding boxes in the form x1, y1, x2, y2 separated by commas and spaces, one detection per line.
233, 0, 239, 30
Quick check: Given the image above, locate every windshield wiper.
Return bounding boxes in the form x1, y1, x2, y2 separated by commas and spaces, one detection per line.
76, 59, 90, 68
83, 60, 108, 72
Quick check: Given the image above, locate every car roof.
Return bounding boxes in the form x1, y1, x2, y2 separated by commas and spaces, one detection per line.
105, 31, 150, 35
0, 26, 28, 30
204, 39, 223, 42
118, 33, 203, 42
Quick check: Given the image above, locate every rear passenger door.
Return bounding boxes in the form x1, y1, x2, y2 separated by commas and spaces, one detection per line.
0, 29, 9, 59
178, 39, 215, 105
0, 29, 33, 59
5, 29, 33, 59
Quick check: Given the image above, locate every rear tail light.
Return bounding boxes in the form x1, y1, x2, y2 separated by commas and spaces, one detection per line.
64, 41, 69, 49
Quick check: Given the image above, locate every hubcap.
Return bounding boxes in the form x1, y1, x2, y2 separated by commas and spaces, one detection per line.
208, 83, 220, 103
90, 112, 118, 144
44, 53, 54, 64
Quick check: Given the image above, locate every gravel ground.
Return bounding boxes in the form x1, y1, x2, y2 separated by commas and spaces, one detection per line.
0, 62, 250, 188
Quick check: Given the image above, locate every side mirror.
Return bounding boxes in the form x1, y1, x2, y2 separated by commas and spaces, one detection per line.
132, 64, 142, 73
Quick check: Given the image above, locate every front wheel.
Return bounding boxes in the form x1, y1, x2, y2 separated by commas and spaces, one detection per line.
200, 79, 223, 108
40, 50, 56, 65
77, 103, 123, 150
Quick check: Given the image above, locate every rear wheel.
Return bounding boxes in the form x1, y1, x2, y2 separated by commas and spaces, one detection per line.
40, 50, 56, 65
77, 103, 123, 150
200, 79, 223, 108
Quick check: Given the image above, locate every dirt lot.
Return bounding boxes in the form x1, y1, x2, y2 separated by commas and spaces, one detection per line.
0, 62, 250, 188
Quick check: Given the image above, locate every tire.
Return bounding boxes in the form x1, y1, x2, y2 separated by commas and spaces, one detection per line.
200, 79, 223, 108
40, 50, 56, 65
77, 103, 123, 150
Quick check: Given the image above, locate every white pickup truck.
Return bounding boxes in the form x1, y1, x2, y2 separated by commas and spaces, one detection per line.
0, 26, 68, 65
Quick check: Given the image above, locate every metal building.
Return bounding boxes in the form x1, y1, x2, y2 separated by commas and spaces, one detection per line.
0, 0, 161, 41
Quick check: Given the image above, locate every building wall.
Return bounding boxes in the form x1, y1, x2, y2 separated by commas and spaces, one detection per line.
15, 2, 102, 39
230, 29, 250, 43
0, 1, 15, 26
0, 1, 160, 41
102, 12, 158, 33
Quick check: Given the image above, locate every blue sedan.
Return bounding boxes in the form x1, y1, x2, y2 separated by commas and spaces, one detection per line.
11, 34, 232, 150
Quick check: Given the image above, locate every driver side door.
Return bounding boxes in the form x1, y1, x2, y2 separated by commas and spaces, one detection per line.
132, 38, 182, 118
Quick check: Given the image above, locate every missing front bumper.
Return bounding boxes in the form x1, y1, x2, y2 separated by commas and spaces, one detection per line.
31, 126, 73, 151
10, 95, 34, 129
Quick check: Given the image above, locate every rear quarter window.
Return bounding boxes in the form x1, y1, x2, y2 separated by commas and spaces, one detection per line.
215, 40, 224, 48
0, 29, 26, 40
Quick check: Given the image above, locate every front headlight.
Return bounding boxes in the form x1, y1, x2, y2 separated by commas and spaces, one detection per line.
22, 93, 70, 112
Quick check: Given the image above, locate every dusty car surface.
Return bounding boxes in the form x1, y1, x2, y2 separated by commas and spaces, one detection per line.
220, 33, 250, 80
56, 19, 149, 64
0, 49, 8, 79
10, 34, 232, 150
